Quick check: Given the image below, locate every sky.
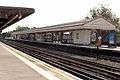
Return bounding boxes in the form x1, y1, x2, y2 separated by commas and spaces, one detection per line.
1, 0, 120, 32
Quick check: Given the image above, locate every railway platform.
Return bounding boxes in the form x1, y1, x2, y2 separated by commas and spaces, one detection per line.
0, 42, 48, 80
0, 41, 81, 80
40, 41, 120, 52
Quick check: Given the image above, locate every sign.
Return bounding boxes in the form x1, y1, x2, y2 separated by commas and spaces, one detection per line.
108, 31, 116, 44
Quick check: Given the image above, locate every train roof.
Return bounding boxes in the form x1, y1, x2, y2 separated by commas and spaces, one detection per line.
12, 17, 116, 34
0, 6, 35, 31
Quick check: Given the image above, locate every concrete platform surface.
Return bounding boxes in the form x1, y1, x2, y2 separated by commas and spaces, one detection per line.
0, 43, 48, 80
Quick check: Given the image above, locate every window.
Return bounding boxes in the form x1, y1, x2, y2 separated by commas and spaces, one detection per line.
76, 33, 79, 39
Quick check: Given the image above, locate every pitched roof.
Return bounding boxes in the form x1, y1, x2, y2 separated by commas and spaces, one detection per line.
12, 17, 116, 34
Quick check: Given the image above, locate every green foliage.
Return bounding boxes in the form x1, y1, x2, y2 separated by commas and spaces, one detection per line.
15, 26, 30, 31
90, 5, 120, 28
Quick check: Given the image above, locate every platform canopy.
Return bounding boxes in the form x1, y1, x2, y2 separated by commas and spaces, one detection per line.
12, 17, 116, 34
0, 6, 34, 31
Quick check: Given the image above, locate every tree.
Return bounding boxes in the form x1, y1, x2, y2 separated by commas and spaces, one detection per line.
15, 26, 30, 31
90, 5, 120, 28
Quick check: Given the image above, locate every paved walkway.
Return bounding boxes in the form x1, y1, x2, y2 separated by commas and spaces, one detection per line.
0, 43, 47, 80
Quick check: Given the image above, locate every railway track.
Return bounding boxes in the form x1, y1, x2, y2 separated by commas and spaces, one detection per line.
10, 39, 120, 62
2, 39, 120, 80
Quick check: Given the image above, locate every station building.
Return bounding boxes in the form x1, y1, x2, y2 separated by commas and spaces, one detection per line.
11, 17, 116, 45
